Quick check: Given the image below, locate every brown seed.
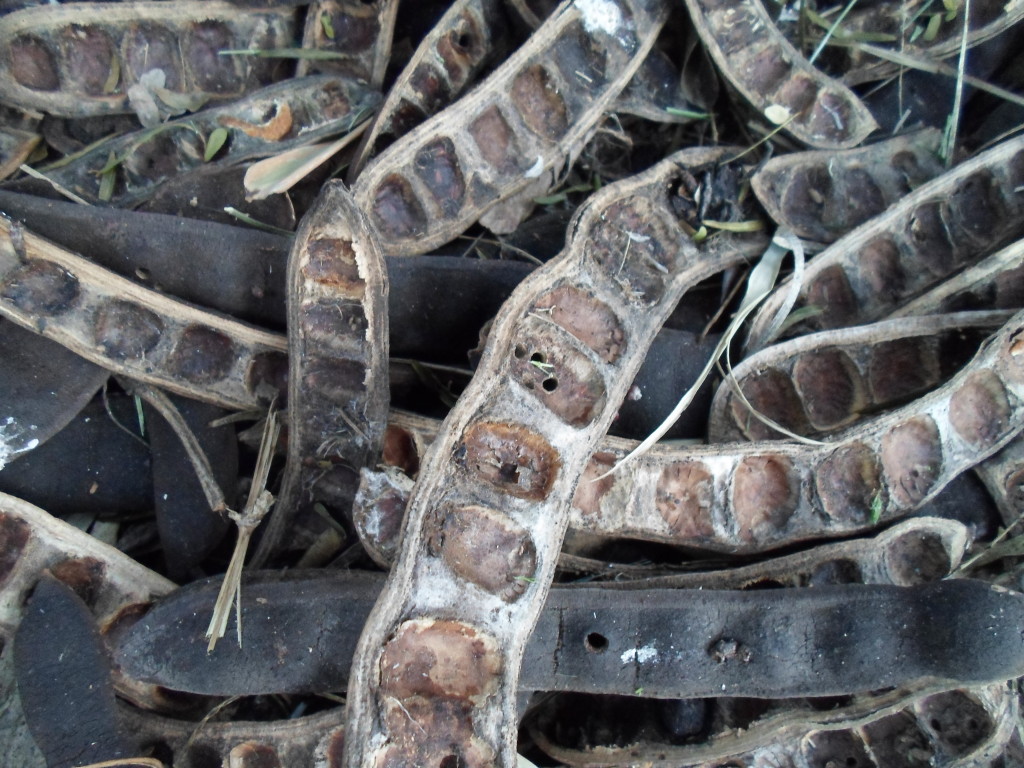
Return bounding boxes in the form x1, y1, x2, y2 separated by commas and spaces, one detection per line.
861, 712, 934, 768
301, 299, 367, 357
8, 35, 59, 91
302, 237, 364, 293
732, 455, 797, 542
944, 170, 1005, 250
409, 64, 452, 114
571, 452, 618, 518
413, 138, 466, 217
551, 22, 609, 92
61, 25, 116, 96
743, 45, 791, 95
655, 461, 715, 539
815, 441, 883, 524
49, 557, 105, 608
0, 512, 30, 589
805, 264, 858, 330
800, 731, 873, 768
510, 330, 607, 427
227, 742, 282, 768
458, 421, 560, 501
1, 260, 80, 316
379, 618, 502, 703
880, 416, 942, 506
916, 691, 993, 757
867, 338, 939, 405
807, 558, 863, 586
948, 370, 1011, 447
389, 99, 428, 136
123, 23, 182, 89
729, 367, 810, 440
884, 531, 952, 586
587, 200, 674, 305
301, 356, 367, 404
378, 696, 495, 768
469, 106, 520, 174
792, 348, 865, 430
93, 300, 164, 360
780, 165, 830, 237
857, 237, 906, 309
183, 21, 241, 93
533, 286, 625, 363
775, 74, 819, 117
245, 351, 288, 402
166, 325, 236, 383
370, 175, 428, 240
511, 65, 570, 140
434, 505, 537, 601
712, 9, 760, 55
382, 425, 420, 476
907, 201, 955, 276
804, 92, 855, 143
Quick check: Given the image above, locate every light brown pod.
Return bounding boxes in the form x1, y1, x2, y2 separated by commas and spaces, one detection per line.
751, 129, 945, 243
352, 0, 670, 255
746, 135, 1024, 349
295, 0, 398, 85
0, 1, 294, 117
683, 0, 876, 148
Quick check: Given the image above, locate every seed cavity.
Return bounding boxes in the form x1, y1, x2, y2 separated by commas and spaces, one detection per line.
815, 442, 884, 524
61, 25, 116, 96
916, 690, 993, 756
800, 730, 874, 768
457, 422, 559, 501
370, 175, 428, 241
884, 531, 952, 585
533, 286, 625, 363
413, 137, 465, 218
1, 260, 80, 316
183, 20, 241, 93
655, 461, 715, 539
0, 512, 30, 589
948, 370, 1011, 447
732, 455, 797, 542
880, 416, 942, 507
93, 300, 163, 360
793, 348, 865, 430
857, 237, 905, 308
510, 328, 607, 427
469, 106, 520, 174
868, 338, 939, 405
166, 325, 236, 383
511, 65, 569, 140
729, 367, 810, 440
9, 35, 59, 91
805, 264, 857, 330
302, 237, 364, 294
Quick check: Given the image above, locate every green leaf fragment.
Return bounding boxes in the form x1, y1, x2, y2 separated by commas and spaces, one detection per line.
204, 127, 228, 162
923, 13, 943, 42
219, 48, 347, 60
320, 12, 336, 39
665, 106, 711, 120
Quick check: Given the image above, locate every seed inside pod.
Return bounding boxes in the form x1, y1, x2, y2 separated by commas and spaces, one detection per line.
409, 64, 452, 114
457, 421, 560, 501
815, 441, 883, 524
301, 356, 367, 405
944, 170, 1005, 249
793, 348, 866, 430
533, 286, 625, 363
369, 174, 428, 240
511, 65, 570, 140
302, 237, 364, 294
123, 23, 182, 89
800, 730, 873, 768
93, 299, 164, 360
469, 106, 521, 174
551, 21, 609, 92
880, 416, 942, 506
432, 505, 537, 601
246, 351, 288, 402
571, 451, 618, 518
8, 35, 59, 91
743, 45, 791, 95
49, 557, 106, 608
379, 618, 502, 703
588, 200, 675, 305
414, 138, 466, 218
804, 91, 855, 144
390, 98, 428, 136
379, 696, 495, 768
948, 370, 1011, 447
61, 25, 116, 96
884, 530, 952, 586
1, 260, 80, 316
510, 331, 607, 427
807, 558, 863, 586
183, 21, 242, 93
868, 338, 939, 405
775, 73, 819, 119
0, 512, 30, 588
710, 8, 761, 56
916, 690, 993, 757
907, 202, 956, 276
861, 711, 934, 768
732, 455, 797, 541
857, 237, 906, 308
729, 367, 810, 440
302, 299, 368, 357
437, 15, 485, 82
382, 424, 420, 476
805, 264, 857, 330
227, 742, 282, 768
166, 325, 236, 383
655, 461, 715, 539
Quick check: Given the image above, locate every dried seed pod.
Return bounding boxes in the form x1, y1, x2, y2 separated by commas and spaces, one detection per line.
973, 433, 1024, 527
0, 1, 295, 117
352, 0, 670, 255
295, 0, 398, 85
344, 145, 758, 768
747, 135, 1024, 348
0, 123, 40, 180
709, 312, 1009, 441
528, 682, 1017, 768
24, 75, 379, 207
250, 181, 389, 566
683, 0, 876, 148
348, 0, 508, 178
0, 217, 287, 411
751, 128, 945, 243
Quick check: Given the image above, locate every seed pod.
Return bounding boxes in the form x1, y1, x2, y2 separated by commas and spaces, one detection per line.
295, 0, 398, 85
352, 0, 671, 256
683, 0, 876, 148
0, 1, 295, 117
747, 135, 1024, 349
24, 75, 379, 207
343, 144, 758, 768
0, 217, 287, 411
250, 181, 389, 566
751, 128, 945, 243
0, 123, 41, 180
528, 682, 1017, 767
973, 433, 1024, 528
348, 0, 509, 178
709, 311, 1009, 441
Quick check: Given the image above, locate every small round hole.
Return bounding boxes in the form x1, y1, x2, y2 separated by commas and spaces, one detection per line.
585, 632, 608, 653
439, 755, 460, 768
530, 351, 546, 364
513, 344, 527, 359
542, 377, 558, 392
453, 31, 474, 51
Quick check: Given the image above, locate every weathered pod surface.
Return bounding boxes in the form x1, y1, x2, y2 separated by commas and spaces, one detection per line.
117, 573, 1024, 700
0, 1, 294, 117
708, 311, 1010, 441
344, 144, 758, 768
747, 135, 1024, 348
18, 75, 379, 207
974, 434, 1024, 527
528, 682, 1018, 767
0, 217, 287, 411
251, 181, 389, 567
573, 309, 1024, 552
682, 0, 876, 148
295, 0, 398, 85
349, 0, 509, 178
751, 128, 944, 244
0, 121, 40, 180
352, 0, 670, 256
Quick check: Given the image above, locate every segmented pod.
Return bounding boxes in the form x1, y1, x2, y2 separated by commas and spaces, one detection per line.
746, 135, 1024, 349
973, 434, 1024, 527
351, 0, 670, 256
25, 75, 379, 207
0, 217, 287, 411
348, 0, 509, 179
528, 682, 1017, 767
751, 128, 945, 243
709, 311, 1010, 441
295, 0, 399, 85
251, 182, 389, 567
344, 145, 758, 768
684, 0, 876, 148
0, 1, 294, 117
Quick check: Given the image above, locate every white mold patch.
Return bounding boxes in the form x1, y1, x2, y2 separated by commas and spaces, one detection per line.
0, 416, 36, 471
575, 0, 623, 35
620, 644, 659, 664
